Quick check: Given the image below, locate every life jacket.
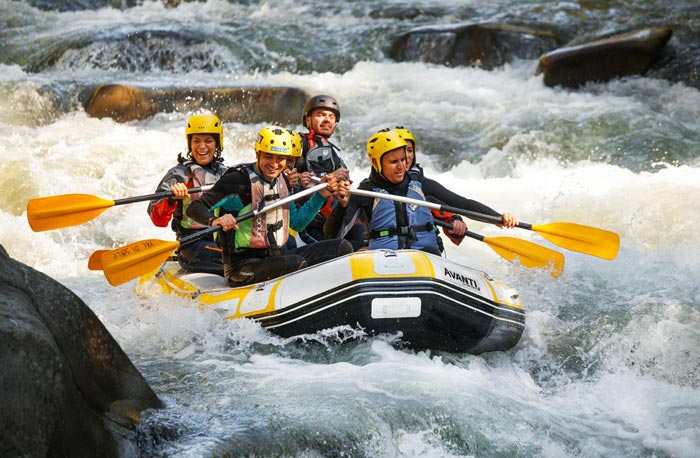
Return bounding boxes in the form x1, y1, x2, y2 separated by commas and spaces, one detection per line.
367, 179, 438, 251
302, 133, 345, 176
233, 166, 290, 254
178, 162, 226, 231
407, 163, 464, 250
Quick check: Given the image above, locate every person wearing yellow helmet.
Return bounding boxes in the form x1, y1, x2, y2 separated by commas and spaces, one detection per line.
394, 126, 467, 252
148, 113, 228, 275
325, 128, 519, 254
187, 126, 353, 287
283, 128, 304, 190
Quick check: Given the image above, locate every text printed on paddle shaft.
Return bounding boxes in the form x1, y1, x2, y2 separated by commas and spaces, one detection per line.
444, 268, 480, 291
110, 240, 155, 260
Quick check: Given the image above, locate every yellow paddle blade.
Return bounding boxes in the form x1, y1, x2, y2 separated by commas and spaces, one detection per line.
100, 239, 178, 286
531, 222, 620, 260
88, 250, 108, 270
484, 236, 565, 278
27, 194, 115, 232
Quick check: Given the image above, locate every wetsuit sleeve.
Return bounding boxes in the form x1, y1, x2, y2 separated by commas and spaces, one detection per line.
147, 165, 189, 227
289, 192, 327, 232
419, 176, 501, 218
186, 169, 249, 225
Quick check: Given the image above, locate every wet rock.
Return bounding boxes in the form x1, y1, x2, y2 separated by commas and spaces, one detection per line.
390, 22, 559, 70
369, 6, 426, 20
0, 245, 163, 458
537, 27, 673, 88
84, 84, 307, 124
26, 0, 138, 12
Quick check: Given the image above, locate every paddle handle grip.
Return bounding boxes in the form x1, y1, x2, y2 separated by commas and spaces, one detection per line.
113, 185, 214, 206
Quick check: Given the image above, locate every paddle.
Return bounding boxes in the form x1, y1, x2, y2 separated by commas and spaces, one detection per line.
432, 220, 564, 278
27, 185, 214, 232
340, 186, 618, 261
433, 205, 619, 261
96, 182, 329, 286
88, 250, 107, 270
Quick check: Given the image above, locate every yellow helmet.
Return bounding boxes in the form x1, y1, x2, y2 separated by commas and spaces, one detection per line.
255, 126, 293, 156
394, 126, 415, 148
186, 114, 223, 152
287, 129, 303, 158
367, 129, 406, 174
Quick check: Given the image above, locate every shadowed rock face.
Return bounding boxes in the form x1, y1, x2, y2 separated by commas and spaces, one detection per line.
537, 27, 673, 88
0, 245, 162, 458
84, 84, 307, 124
390, 22, 559, 70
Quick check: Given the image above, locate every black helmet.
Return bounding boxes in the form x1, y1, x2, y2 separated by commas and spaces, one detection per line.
302, 95, 340, 127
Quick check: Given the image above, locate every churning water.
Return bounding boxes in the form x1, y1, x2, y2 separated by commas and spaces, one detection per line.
1, 0, 699, 456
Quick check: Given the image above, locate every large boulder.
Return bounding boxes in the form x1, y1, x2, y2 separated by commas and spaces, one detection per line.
390, 22, 559, 69
0, 245, 163, 458
84, 84, 308, 124
537, 27, 673, 88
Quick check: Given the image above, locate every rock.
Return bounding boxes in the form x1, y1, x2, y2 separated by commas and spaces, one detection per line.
84, 84, 308, 124
390, 22, 559, 70
26, 0, 138, 11
0, 245, 162, 458
537, 27, 673, 88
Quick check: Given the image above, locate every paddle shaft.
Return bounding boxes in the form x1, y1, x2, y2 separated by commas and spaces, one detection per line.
113, 184, 213, 206
177, 182, 328, 247
433, 219, 488, 243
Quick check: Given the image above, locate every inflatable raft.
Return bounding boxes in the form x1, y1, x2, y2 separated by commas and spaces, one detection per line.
136, 249, 525, 354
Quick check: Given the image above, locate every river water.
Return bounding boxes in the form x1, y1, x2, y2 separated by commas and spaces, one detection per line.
2, 0, 700, 457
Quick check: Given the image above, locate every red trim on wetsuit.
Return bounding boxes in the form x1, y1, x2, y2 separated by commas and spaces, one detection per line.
432, 209, 465, 246
150, 199, 180, 227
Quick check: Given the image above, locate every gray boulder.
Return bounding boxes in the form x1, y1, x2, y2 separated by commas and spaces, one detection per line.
0, 245, 162, 458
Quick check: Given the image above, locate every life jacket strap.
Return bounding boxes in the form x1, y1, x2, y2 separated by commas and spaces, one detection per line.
368, 223, 434, 240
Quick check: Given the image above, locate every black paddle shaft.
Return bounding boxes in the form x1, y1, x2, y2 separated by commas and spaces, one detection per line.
438, 204, 533, 231
113, 185, 212, 206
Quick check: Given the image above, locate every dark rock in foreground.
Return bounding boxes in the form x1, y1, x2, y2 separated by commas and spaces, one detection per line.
84, 84, 307, 124
0, 245, 163, 458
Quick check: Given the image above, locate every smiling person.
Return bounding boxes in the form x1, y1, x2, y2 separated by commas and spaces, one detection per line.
148, 114, 228, 275
186, 126, 353, 287
325, 129, 519, 255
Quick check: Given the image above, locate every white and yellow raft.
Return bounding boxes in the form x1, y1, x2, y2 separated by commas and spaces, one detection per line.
136, 249, 525, 353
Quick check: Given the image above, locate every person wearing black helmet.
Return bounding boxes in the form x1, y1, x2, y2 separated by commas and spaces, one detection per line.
296, 94, 347, 177
295, 94, 366, 247
148, 114, 228, 275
